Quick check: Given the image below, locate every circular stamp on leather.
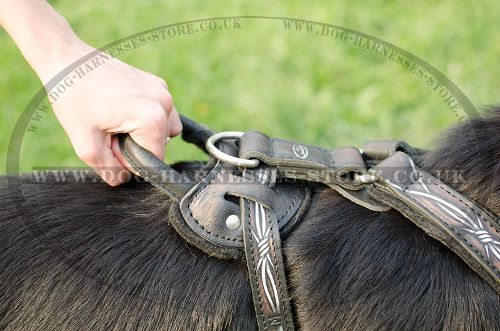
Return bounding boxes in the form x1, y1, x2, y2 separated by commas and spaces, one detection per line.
292, 144, 309, 159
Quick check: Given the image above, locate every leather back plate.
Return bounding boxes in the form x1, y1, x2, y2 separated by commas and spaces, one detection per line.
178, 161, 311, 259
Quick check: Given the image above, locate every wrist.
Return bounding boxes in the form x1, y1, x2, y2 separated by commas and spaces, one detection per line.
35, 36, 93, 83
0, 0, 91, 82
22, 13, 89, 82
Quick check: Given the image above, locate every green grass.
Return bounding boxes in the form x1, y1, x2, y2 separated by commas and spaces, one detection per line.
1, 1, 498, 174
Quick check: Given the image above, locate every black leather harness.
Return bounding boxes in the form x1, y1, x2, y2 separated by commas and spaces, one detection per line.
119, 116, 499, 331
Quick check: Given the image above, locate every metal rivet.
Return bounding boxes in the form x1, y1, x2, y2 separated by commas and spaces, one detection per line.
226, 214, 241, 230
354, 173, 378, 184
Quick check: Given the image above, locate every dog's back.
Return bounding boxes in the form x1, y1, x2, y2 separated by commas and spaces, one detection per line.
0, 111, 499, 330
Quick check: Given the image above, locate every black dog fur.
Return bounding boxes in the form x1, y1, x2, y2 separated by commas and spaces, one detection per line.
0, 109, 499, 330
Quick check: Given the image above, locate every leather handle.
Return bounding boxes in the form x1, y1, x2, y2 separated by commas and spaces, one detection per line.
180, 115, 214, 153
117, 115, 215, 200
117, 134, 196, 202
118, 133, 193, 201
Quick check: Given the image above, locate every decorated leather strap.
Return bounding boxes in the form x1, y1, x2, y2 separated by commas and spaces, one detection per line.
367, 152, 500, 293
241, 197, 295, 331
238, 131, 390, 212
239, 131, 367, 190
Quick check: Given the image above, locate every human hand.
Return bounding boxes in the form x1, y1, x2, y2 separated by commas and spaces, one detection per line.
41, 42, 182, 185
0, 0, 181, 185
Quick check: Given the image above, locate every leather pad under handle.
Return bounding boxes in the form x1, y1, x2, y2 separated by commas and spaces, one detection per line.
117, 133, 193, 201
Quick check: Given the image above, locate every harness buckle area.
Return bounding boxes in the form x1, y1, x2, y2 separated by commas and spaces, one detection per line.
206, 131, 260, 168
353, 173, 378, 185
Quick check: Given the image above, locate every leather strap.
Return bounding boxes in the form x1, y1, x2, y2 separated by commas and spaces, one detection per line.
119, 114, 500, 310
238, 131, 388, 211
241, 197, 295, 331
179, 115, 215, 154
239, 131, 366, 190
362, 139, 425, 166
118, 134, 194, 202
117, 116, 212, 201
367, 152, 500, 293
178, 161, 311, 259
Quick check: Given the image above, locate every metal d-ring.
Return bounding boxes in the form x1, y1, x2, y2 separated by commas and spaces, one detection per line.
206, 131, 260, 168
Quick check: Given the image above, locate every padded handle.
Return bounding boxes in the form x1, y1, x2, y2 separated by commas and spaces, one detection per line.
180, 115, 215, 153
118, 133, 193, 201
117, 115, 211, 201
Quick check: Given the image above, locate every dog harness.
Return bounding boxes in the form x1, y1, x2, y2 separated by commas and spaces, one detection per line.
119, 116, 499, 331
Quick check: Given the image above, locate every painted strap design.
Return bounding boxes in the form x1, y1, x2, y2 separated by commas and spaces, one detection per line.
368, 152, 500, 294
241, 198, 295, 331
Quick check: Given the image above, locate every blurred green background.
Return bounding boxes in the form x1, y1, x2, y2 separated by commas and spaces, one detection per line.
0, 1, 498, 173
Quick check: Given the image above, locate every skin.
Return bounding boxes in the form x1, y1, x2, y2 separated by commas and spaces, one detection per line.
0, 0, 182, 185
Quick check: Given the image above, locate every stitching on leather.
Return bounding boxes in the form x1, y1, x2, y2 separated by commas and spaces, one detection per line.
428, 176, 499, 233
278, 187, 301, 225
402, 186, 499, 275
247, 200, 266, 329
327, 149, 334, 169
267, 208, 289, 329
402, 172, 423, 192
123, 149, 180, 201
185, 160, 306, 244
187, 164, 240, 242
269, 137, 274, 160
445, 224, 499, 274
376, 184, 499, 283
265, 168, 273, 188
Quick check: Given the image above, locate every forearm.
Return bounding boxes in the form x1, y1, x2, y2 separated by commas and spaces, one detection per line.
0, 0, 85, 81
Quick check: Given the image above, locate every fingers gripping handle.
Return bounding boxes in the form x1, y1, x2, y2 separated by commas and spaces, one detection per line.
117, 115, 215, 200
117, 133, 193, 201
